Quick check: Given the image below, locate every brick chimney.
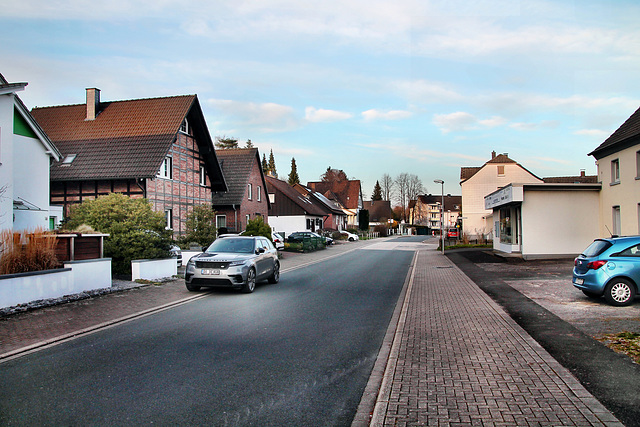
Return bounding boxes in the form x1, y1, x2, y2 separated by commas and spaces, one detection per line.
491, 150, 496, 159
580, 169, 586, 177
85, 88, 101, 120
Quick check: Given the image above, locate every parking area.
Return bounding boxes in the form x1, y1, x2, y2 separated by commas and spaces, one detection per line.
450, 249, 640, 338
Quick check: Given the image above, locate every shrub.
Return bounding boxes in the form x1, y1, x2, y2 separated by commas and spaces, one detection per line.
179, 204, 217, 248
62, 193, 172, 275
242, 216, 272, 240
0, 228, 59, 275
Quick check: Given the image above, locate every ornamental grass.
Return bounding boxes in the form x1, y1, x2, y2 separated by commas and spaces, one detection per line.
0, 228, 59, 275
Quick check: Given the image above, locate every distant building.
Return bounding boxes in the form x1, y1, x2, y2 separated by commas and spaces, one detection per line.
363, 200, 392, 230
266, 176, 328, 236
306, 180, 363, 228
460, 152, 542, 239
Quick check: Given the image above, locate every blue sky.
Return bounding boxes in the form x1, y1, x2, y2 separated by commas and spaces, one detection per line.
3, 0, 640, 201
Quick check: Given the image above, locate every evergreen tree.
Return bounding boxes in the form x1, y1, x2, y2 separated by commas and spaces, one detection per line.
371, 180, 383, 201
214, 135, 239, 149
245, 139, 254, 148
288, 157, 300, 185
262, 154, 268, 174
268, 149, 277, 177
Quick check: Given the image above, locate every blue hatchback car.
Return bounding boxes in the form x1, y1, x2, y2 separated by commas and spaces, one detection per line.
573, 236, 640, 306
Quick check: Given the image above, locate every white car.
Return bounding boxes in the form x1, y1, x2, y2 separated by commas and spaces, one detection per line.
341, 231, 359, 241
272, 232, 285, 251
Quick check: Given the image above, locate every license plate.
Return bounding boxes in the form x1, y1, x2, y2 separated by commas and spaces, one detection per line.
574, 278, 584, 285
202, 269, 220, 275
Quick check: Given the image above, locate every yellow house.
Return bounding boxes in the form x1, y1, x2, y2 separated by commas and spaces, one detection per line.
589, 106, 640, 237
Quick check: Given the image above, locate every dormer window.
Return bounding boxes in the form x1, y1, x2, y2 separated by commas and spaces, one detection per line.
61, 154, 77, 166
180, 118, 189, 135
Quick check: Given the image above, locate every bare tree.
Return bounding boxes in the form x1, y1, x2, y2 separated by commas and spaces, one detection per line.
394, 173, 423, 223
380, 173, 394, 201
407, 175, 424, 203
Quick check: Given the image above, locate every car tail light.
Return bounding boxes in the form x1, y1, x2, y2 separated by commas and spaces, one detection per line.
587, 260, 607, 270
574, 258, 578, 266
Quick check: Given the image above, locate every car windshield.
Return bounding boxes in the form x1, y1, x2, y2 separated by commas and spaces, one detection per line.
205, 238, 255, 254
581, 240, 612, 257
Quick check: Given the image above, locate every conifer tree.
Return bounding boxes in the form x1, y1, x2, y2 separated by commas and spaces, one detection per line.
288, 157, 300, 185
268, 149, 277, 177
262, 154, 268, 174
372, 180, 383, 201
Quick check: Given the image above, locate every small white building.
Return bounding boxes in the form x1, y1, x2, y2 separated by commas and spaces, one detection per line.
485, 182, 601, 259
0, 74, 61, 233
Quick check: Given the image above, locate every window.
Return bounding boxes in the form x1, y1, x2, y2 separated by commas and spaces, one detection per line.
637, 152, 640, 178
497, 165, 505, 176
61, 154, 77, 166
613, 206, 621, 236
616, 244, 640, 257
165, 209, 173, 230
158, 156, 172, 179
247, 183, 252, 200
246, 214, 250, 225
499, 207, 513, 244
179, 118, 189, 135
257, 186, 261, 202
199, 165, 206, 186
216, 215, 226, 229
611, 159, 620, 184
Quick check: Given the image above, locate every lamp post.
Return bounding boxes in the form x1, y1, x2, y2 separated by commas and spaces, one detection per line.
434, 179, 444, 254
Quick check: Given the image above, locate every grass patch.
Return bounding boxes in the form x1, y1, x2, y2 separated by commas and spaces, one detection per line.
596, 331, 640, 364
444, 243, 493, 250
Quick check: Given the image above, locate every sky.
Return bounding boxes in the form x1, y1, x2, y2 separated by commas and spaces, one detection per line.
2, 0, 640, 201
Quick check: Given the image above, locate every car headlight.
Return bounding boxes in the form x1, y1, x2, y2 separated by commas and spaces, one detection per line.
229, 260, 247, 267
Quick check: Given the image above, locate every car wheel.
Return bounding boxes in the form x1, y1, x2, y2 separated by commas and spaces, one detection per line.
268, 261, 280, 284
604, 278, 636, 306
186, 283, 201, 292
241, 268, 257, 293
348, 237, 354, 242
581, 289, 601, 299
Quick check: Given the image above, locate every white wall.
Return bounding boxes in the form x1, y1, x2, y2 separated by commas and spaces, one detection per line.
521, 190, 600, 258
131, 258, 177, 281
0, 94, 14, 232
267, 215, 308, 237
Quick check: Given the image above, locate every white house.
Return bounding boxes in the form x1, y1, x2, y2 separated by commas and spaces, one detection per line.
460, 152, 543, 240
0, 74, 61, 233
485, 181, 600, 259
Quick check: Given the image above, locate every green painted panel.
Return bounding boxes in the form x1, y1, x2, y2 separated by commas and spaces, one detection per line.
14, 107, 38, 138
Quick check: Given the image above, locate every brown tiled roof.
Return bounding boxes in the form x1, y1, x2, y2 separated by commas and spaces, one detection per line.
294, 184, 344, 214
589, 106, 640, 159
266, 176, 328, 216
460, 167, 481, 181
460, 153, 540, 182
416, 194, 462, 211
486, 154, 516, 164
306, 180, 362, 209
31, 94, 225, 190
363, 200, 392, 222
542, 175, 598, 184
213, 148, 269, 207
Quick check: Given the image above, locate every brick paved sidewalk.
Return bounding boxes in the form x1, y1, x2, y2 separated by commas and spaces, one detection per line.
369, 249, 622, 426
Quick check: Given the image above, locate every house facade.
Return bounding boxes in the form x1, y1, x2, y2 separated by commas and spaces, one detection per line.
266, 176, 328, 237
410, 194, 461, 231
460, 151, 542, 239
0, 74, 61, 233
363, 200, 392, 230
306, 180, 363, 228
31, 89, 226, 236
294, 184, 347, 231
212, 148, 270, 233
589, 106, 640, 237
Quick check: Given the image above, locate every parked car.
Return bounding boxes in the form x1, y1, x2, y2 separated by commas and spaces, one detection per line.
272, 232, 285, 251
185, 236, 279, 293
287, 231, 332, 245
340, 231, 359, 241
447, 228, 459, 239
170, 245, 182, 267
573, 236, 640, 306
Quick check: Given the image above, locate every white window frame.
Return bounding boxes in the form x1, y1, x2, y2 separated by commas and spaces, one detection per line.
247, 183, 252, 200
165, 209, 173, 230
613, 205, 621, 236
216, 215, 226, 229
257, 186, 261, 202
246, 214, 250, 225
199, 165, 206, 186
158, 156, 173, 179
611, 158, 620, 184
179, 118, 189, 135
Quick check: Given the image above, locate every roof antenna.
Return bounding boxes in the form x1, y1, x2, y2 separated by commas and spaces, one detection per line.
604, 224, 617, 238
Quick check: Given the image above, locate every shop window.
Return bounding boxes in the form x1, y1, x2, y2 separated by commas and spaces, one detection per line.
499, 208, 513, 244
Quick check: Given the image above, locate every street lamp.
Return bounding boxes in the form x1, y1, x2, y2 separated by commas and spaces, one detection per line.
434, 179, 444, 254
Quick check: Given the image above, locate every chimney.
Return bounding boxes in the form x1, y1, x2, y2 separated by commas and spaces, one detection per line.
580, 169, 586, 177
491, 150, 496, 159
86, 88, 101, 120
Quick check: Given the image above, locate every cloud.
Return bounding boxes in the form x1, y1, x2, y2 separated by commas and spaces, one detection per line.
361, 109, 413, 121
574, 129, 610, 138
432, 112, 506, 133
207, 99, 298, 132
305, 107, 353, 123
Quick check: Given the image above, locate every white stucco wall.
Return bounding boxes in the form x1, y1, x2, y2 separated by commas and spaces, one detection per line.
267, 215, 312, 238
521, 189, 600, 258
0, 94, 14, 232
461, 163, 542, 238
595, 147, 640, 237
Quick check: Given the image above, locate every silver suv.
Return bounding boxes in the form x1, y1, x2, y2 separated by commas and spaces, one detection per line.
185, 236, 280, 293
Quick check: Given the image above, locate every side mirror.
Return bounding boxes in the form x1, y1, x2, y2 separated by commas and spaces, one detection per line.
202, 246, 208, 253
256, 247, 266, 254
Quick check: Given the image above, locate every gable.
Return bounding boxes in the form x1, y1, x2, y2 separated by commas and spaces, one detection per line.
589, 105, 640, 160
14, 107, 38, 138
213, 148, 268, 207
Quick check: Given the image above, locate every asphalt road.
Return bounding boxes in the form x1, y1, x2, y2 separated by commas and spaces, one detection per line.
0, 244, 413, 426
